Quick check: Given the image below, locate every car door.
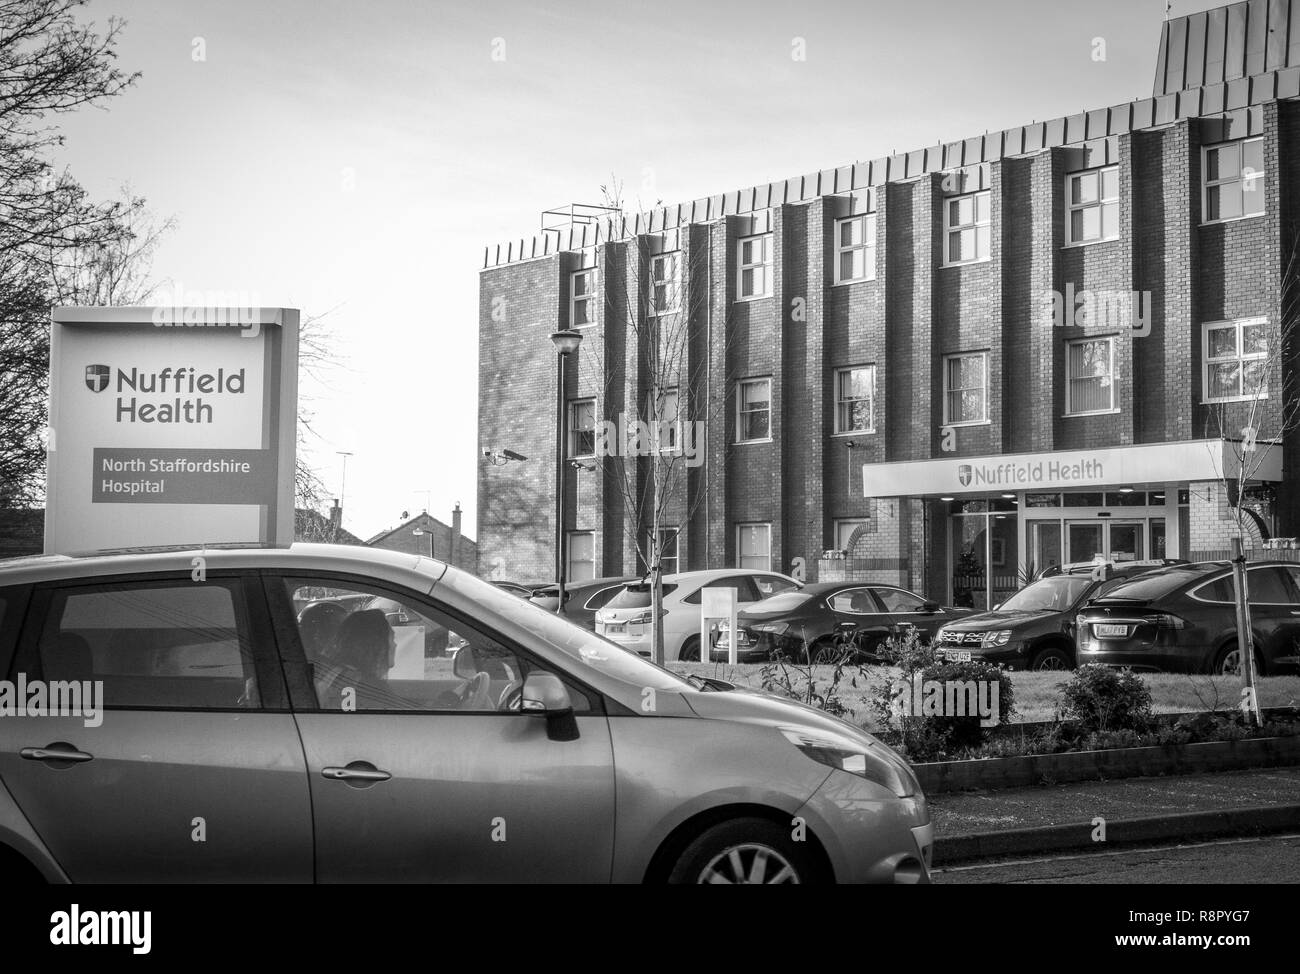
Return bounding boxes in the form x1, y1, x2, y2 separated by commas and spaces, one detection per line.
0, 572, 312, 882
869, 586, 946, 642
269, 572, 617, 883
824, 586, 893, 655
1244, 566, 1300, 671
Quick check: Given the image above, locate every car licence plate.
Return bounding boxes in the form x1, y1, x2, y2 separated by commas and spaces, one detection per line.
944, 650, 972, 662
607, 624, 626, 634
1095, 624, 1128, 638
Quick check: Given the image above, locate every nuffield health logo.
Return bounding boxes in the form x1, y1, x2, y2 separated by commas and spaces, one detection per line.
85, 364, 110, 393
957, 464, 972, 487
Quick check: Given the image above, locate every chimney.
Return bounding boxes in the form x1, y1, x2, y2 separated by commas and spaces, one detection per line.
451, 502, 462, 567
330, 499, 342, 542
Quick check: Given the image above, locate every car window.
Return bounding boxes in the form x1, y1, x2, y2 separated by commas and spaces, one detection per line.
1246, 566, 1295, 605
827, 587, 879, 614
584, 585, 625, 611
1193, 573, 1235, 603
605, 583, 678, 609
1000, 576, 1092, 611
683, 576, 759, 605
36, 579, 258, 710
284, 579, 591, 714
752, 575, 798, 599
870, 587, 926, 613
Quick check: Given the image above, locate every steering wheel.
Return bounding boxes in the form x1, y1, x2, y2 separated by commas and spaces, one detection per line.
497, 679, 524, 712
455, 671, 492, 710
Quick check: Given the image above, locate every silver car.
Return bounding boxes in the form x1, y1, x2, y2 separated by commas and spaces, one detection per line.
0, 544, 932, 883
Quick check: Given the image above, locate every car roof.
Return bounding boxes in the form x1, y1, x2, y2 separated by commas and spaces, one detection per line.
0, 543, 443, 586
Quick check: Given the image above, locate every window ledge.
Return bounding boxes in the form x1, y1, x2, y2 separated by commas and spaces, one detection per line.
831, 429, 876, 437
1201, 393, 1269, 405
941, 419, 992, 429
941, 257, 992, 269
1200, 213, 1265, 227
735, 437, 774, 446
1062, 236, 1120, 250
831, 276, 876, 287
734, 294, 773, 304
1063, 408, 1121, 417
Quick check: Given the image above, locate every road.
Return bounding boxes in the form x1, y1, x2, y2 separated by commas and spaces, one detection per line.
935, 834, 1300, 883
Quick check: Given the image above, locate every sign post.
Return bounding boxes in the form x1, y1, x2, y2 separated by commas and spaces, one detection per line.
701, 586, 738, 666
44, 306, 298, 553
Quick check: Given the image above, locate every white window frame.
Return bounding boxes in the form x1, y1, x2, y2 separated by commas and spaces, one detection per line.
1201, 137, 1265, 226
566, 530, 596, 583
833, 213, 876, 285
650, 252, 680, 316
736, 523, 772, 571
1064, 166, 1120, 247
833, 365, 876, 434
833, 519, 869, 553
942, 191, 991, 268
735, 377, 772, 444
643, 526, 679, 576
942, 352, 989, 426
737, 233, 773, 300
655, 387, 681, 454
1201, 317, 1269, 404
567, 398, 597, 458
1064, 336, 1117, 416
570, 268, 597, 327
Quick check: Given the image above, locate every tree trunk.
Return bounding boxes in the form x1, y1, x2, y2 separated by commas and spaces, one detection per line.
1229, 535, 1262, 727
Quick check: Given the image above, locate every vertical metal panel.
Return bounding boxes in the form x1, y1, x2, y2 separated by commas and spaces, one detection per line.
1250, 71, 1276, 102
1291, 0, 1300, 65
1187, 11, 1208, 86
1108, 103, 1132, 135
903, 149, 923, 177
1246, 0, 1268, 75
1203, 82, 1227, 113
1024, 123, 1045, 153
1166, 16, 1188, 93
1178, 88, 1203, 118
1267, 0, 1289, 68
835, 165, 852, 193
1154, 21, 1170, 94
1065, 113, 1086, 143
1207, 6, 1229, 84
985, 132, 1003, 161
1045, 116, 1066, 146
1154, 92, 1177, 125
1003, 127, 1024, 156
709, 195, 723, 220
1278, 64, 1300, 96
1226, 2, 1248, 80
1133, 99, 1155, 129
1086, 108, 1108, 139
1227, 75, 1251, 107
852, 162, 869, 188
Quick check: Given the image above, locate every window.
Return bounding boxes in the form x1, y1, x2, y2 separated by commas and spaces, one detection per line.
752, 575, 799, 598
1203, 138, 1265, 223
737, 234, 772, 299
651, 253, 679, 315
871, 587, 928, 613
943, 191, 991, 266
736, 378, 771, 442
683, 574, 760, 605
1065, 166, 1119, 245
834, 519, 869, 552
655, 388, 680, 453
38, 580, 257, 710
943, 352, 988, 425
570, 269, 596, 327
1066, 337, 1116, 415
567, 531, 596, 582
583, 585, 625, 612
1202, 318, 1268, 402
1195, 567, 1294, 605
736, 523, 771, 571
282, 578, 585, 713
643, 527, 678, 575
827, 587, 878, 614
568, 398, 596, 457
834, 214, 876, 284
835, 365, 875, 433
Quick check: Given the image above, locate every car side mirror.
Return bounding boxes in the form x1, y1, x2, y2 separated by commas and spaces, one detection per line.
522, 672, 578, 741
921, 601, 940, 613
991, 602, 1002, 611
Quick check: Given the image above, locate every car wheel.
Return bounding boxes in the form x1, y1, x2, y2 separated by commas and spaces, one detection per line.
680, 636, 700, 662
668, 818, 816, 884
1030, 645, 1071, 671
807, 637, 836, 664
1214, 642, 1244, 676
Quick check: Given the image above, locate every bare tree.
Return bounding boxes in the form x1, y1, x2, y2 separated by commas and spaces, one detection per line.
294, 309, 345, 522
1204, 234, 1300, 726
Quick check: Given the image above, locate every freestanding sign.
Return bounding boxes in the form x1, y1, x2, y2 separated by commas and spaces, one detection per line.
701, 586, 739, 666
45, 307, 298, 553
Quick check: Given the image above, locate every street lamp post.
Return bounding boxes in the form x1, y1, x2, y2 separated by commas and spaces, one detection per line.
550, 329, 584, 615
412, 526, 434, 559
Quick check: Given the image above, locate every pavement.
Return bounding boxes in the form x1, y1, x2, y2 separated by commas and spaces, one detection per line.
929, 768, 1300, 865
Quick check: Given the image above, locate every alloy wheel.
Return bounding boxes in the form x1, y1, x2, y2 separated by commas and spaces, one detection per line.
698, 843, 800, 884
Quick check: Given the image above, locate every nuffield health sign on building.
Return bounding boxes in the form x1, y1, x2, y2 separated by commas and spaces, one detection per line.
45, 307, 298, 553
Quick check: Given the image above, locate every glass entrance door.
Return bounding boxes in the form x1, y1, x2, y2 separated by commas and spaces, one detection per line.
1108, 521, 1144, 562
1031, 522, 1063, 576
1067, 522, 1105, 563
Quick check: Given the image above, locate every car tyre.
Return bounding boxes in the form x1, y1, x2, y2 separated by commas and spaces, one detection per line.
679, 635, 700, 662
668, 818, 817, 884
1212, 640, 1260, 676
1029, 645, 1071, 671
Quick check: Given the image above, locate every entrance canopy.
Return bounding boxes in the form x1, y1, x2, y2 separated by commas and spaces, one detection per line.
862, 439, 1280, 499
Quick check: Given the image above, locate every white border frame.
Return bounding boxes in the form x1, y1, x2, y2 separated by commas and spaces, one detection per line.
1063, 165, 1120, 248
736, 233, 773, 300
1201, 137, 1265, 226
1201, 316, 1269, 404
735, 521, 772, 571
735, 376, 773, 444
569, 268, 597, 328
832, 214, 876, 285
833, 364, 876, 434
941, 191, 991, 268
1064, 335, 1118, 416
941, 351, 990, 426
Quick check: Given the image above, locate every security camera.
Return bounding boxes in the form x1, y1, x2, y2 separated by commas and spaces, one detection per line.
482, 446, 495, 458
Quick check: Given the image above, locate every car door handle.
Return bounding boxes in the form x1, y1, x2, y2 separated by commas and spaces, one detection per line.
20, 744, 93, 764
322, 763, 391, 783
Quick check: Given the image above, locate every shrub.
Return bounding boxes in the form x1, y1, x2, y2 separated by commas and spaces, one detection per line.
1058, 664, 1153, 735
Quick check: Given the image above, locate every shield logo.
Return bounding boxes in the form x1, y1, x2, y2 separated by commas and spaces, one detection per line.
957, 464, 972, 487
84, 365, 110, 393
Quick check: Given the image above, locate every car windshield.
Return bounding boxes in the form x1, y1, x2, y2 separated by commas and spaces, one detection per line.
439, 570, 693, 690
746, 592, 811, 614
999, 576, 1092, 612
604, 584, 678, 609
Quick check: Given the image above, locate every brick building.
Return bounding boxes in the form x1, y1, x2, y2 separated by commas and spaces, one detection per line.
367, 505, 477, 575
478, 0, 1300, 609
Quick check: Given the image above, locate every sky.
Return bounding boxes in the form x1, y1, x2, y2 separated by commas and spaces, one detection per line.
51, 0, 1220, 542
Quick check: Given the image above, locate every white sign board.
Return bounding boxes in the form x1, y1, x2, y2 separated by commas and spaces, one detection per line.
701, 586, 739, 666
45, 307, 298, 553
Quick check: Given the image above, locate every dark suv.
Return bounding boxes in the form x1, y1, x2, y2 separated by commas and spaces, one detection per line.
1075, 560, 1300, 674
934, 560, 1184, 670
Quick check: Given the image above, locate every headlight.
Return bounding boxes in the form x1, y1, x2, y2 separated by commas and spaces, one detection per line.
936, 628, 950, 641
982, 630, 1012, 647
778, 726, 916, 797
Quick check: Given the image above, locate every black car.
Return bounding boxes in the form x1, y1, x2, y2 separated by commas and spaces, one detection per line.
1075, 560, 1300, 675
527, 575, 639, 630
934, 560, 1184, 671
712, 582, 969, 664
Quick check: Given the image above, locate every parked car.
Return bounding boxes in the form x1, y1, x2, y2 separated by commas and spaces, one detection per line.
0, 544, 931, 883
594, 569, 803, 661
490, 580, 545, 598
714, 582, 970, 664
528, 576, 639, 630
1075, 560, 1300, 674
935, 559, 1186, 671
1034, 557, 1186, 581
